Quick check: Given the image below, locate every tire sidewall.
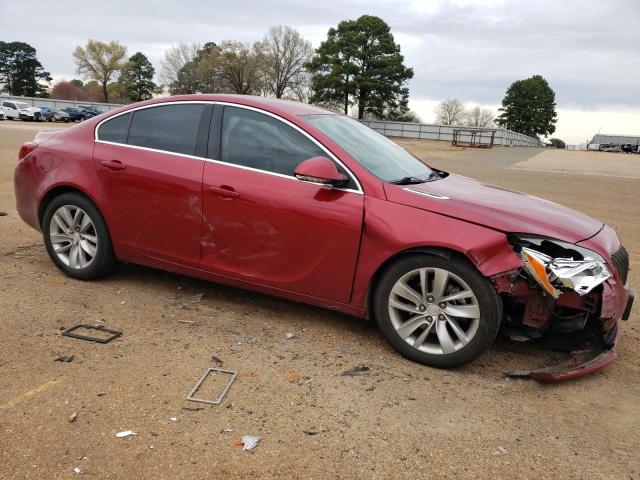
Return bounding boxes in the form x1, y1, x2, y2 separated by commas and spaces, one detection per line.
374, 254, 501, 368
42, 192, 114, 280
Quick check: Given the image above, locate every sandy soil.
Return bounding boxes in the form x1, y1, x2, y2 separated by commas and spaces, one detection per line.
0, 123, 639, 479
512, 149, 640, 179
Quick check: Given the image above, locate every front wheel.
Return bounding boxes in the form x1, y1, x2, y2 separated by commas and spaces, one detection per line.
42, 192, 116, 280
374, 254, 501, 368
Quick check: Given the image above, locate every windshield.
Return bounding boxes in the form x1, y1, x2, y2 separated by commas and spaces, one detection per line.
15, 102, 29, 109
301, 114, 433, 183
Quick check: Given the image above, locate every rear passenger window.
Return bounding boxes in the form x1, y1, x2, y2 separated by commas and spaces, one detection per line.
128, 104, 206, 156
98, 113, 131, 143
220, 106, 326, 176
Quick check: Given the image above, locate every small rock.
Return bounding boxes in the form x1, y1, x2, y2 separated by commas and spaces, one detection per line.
181, 406, 204, 412
285, 332, 295, 339
55, 355, 74, 363
303, 429, 319, 435
68, 412, 78, 423
73, 466, 81, 474
0, 212, 7, 217
116, 430, 137, 438
492, 446, 507, 456
211, 355, 223, 367
340, 366, 370, 376
96, 392, 107, 397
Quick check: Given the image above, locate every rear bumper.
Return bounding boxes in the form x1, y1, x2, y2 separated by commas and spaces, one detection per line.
14, 155, 41, 231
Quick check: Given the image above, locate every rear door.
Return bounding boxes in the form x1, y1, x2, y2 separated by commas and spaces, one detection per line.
93, 102, 212, 267
200, 105, 364, 303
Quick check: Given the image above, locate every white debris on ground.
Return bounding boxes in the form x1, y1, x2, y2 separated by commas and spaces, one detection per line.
115, 430, 137, 438
241, 435, 261, 451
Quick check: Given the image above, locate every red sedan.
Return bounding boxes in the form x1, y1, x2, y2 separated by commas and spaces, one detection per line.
14, 95, 633, 380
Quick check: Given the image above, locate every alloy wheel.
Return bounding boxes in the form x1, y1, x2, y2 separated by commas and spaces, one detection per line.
49, 205, 98, 269
388, 267, 480, 355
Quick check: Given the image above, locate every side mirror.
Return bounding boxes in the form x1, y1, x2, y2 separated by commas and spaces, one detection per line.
294, 156, 348, 187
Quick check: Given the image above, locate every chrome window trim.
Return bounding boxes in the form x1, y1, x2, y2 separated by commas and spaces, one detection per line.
94, 100, 363, 194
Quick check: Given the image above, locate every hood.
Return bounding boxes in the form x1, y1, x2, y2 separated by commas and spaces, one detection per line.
384, 173, 603, 244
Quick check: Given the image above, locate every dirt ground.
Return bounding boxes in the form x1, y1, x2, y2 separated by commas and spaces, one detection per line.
1, 122, 639, 480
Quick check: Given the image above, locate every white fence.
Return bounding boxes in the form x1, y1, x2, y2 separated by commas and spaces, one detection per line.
360, 120, 543, 147
1, 95, 123, 113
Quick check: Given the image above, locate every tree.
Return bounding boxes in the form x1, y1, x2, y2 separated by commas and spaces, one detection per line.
218, 40, 266, 95
496, 74, 557, 138
0, 41, 51, 96
169, 42, 225, 94
307, 15, 414, 119
160, 43, 200, 92
121, 52, 157, 101
434, 98, 465, 125
51, 80, 97, 101
263, 26, 313, 98
73, 40, 127, 102
464, 106, 495, 127
549, 138, 566, 149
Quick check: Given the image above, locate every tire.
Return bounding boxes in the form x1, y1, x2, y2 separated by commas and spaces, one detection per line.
42, 192, 116, 280
373, 253, 501, 368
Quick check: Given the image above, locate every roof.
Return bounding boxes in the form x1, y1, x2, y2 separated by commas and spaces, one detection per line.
145, 94, 335, 116
591, 133, 640, 145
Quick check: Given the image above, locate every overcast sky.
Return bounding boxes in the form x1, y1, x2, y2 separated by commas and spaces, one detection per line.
2, 0, 639, 143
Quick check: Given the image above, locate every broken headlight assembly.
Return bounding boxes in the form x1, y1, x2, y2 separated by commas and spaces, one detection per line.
510, 235, 611, 299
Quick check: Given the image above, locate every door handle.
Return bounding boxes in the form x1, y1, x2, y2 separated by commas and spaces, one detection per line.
101, 159, 126, 171
207, 185, 239, 199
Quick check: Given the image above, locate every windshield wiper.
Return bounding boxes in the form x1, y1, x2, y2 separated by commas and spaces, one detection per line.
389, 176, 427, 185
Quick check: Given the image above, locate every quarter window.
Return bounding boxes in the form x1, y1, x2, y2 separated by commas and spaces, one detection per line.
127, 104, 206, 156
97, 113, 131, 143
220, 106, 326, 176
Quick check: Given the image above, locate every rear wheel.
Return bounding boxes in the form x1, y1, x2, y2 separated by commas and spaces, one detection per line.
42, 192, 116, 280
374, 254, 501, 368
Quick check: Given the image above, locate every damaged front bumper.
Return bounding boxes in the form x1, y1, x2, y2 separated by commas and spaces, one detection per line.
495, 234, 633, 382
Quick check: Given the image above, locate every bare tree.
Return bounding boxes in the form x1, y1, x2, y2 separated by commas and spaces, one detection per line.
434, 97, 465, 125
218, 40, 266, 95
263, 26, 313, 98
73, 40, 127, 102
464, 106, 495, 127
159, 43, 200, 88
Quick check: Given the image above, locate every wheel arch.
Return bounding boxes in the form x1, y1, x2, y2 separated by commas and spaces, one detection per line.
39, 184, 103, 229
364, 245, 480, 321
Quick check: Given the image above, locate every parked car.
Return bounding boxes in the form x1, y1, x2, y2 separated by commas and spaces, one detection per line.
0, 110, 5, 120
1, 100, 42, 121
60, 107, 86, 122
13, 95, 633, 381
600, 144, 621, 153
77, 104, 102, 115
40, 107, 71, 123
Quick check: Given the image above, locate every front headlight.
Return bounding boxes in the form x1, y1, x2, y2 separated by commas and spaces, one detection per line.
511, 236, 611, 298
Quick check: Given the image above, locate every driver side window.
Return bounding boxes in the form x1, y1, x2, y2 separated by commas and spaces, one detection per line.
220, 106, 325, 176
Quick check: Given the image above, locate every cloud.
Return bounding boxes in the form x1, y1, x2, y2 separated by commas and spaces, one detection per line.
2, 0, 638, 141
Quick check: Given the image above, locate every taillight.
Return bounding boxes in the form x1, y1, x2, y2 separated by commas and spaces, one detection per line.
18, 142, 38, 160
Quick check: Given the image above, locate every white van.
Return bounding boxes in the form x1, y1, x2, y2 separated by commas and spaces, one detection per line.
0, 100, 42, 121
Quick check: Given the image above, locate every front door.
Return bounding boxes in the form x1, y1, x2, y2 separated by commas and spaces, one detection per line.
200, 105, 363, 303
